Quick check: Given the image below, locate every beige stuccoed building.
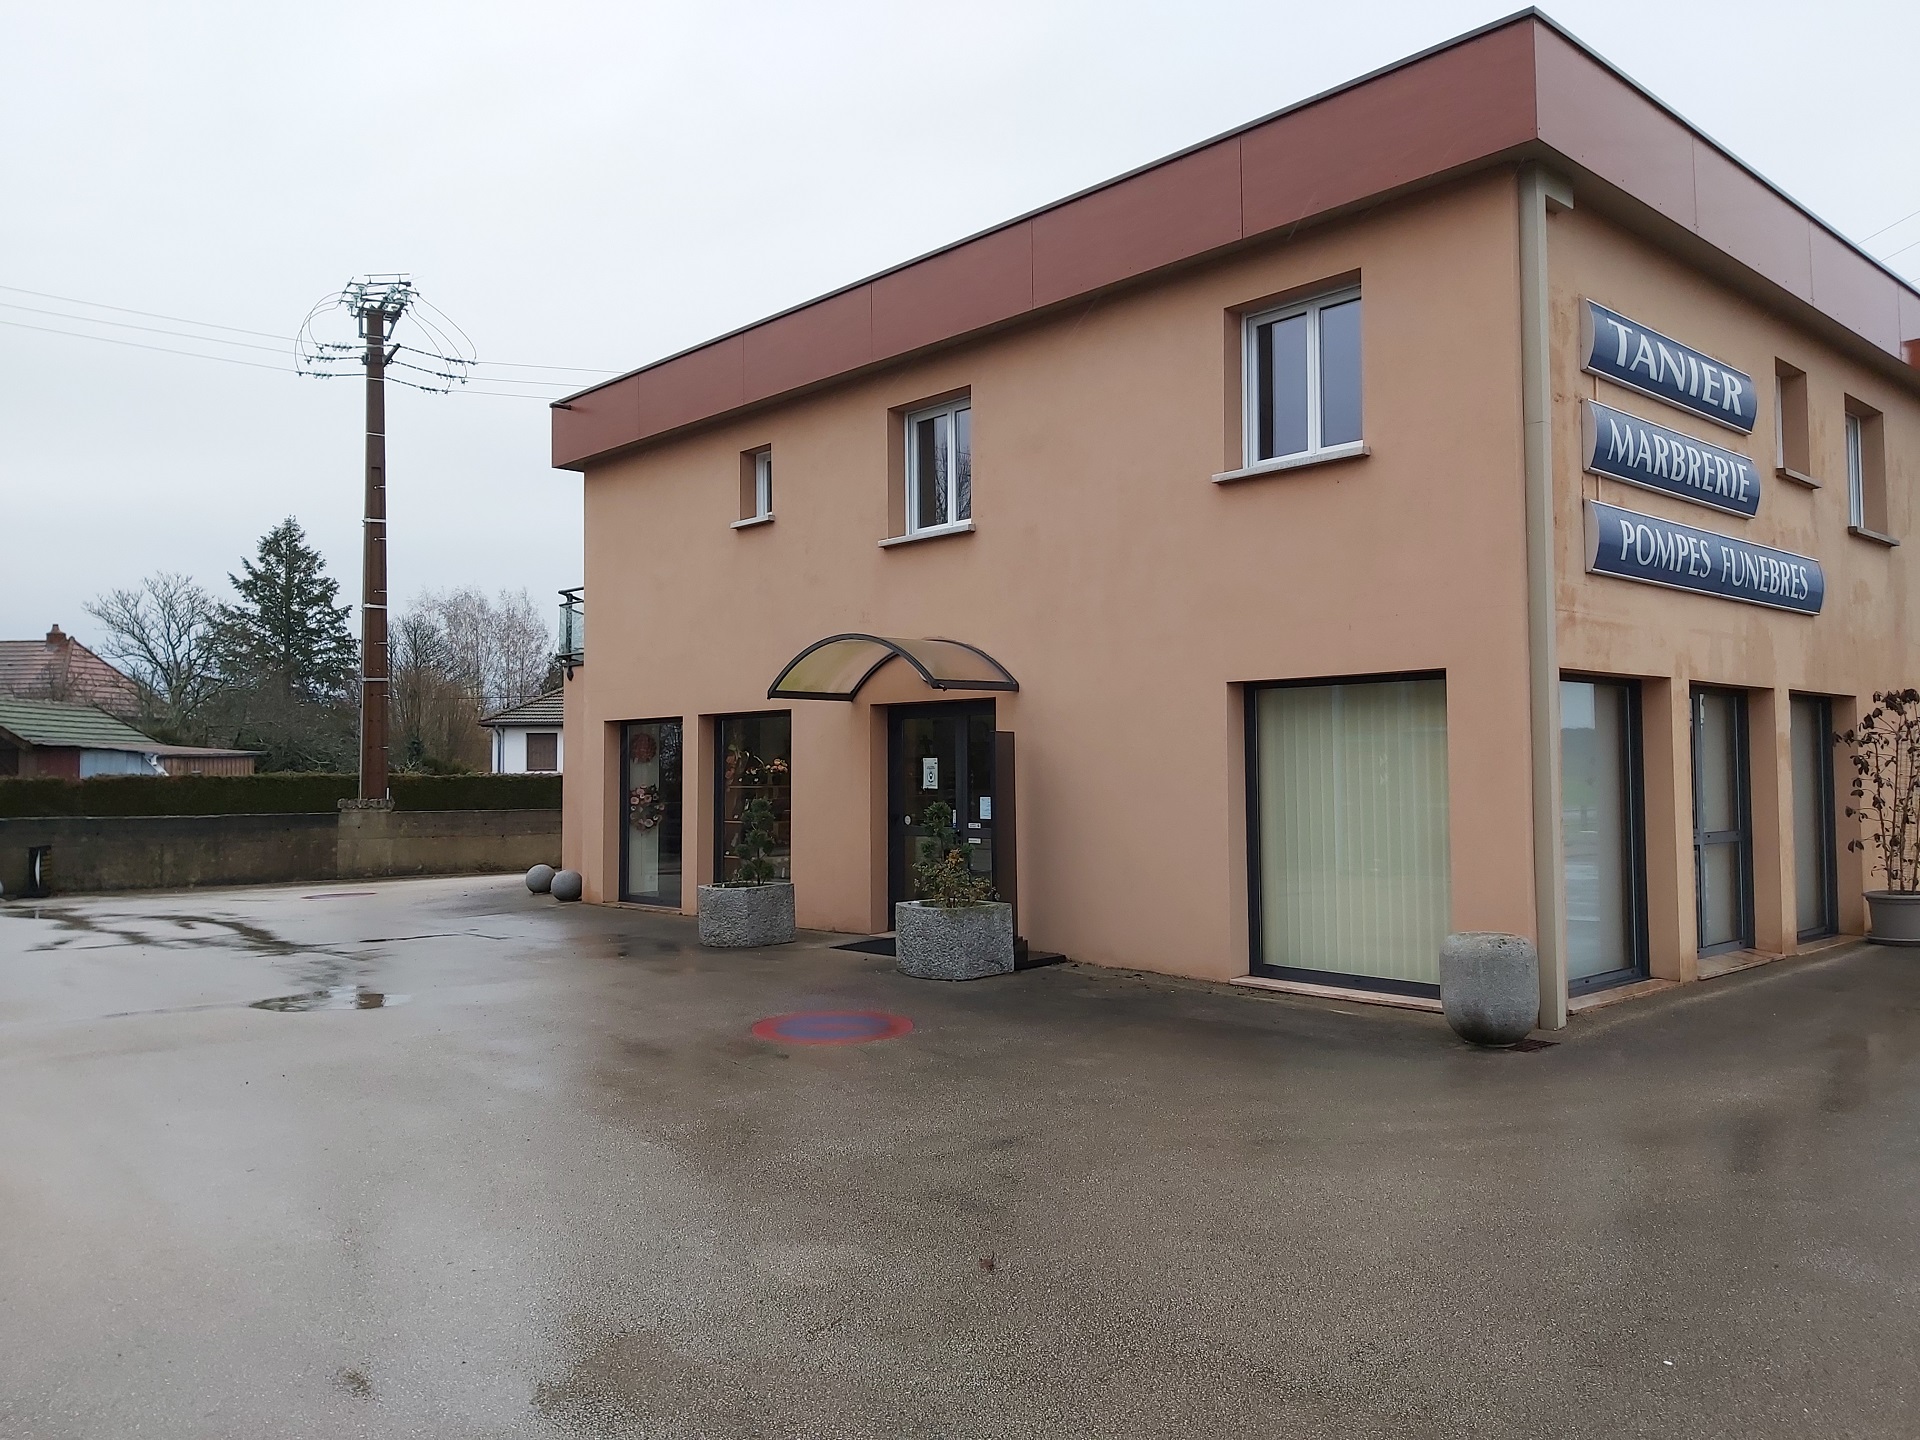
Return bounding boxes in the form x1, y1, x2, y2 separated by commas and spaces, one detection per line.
551, 11, 1919, 1026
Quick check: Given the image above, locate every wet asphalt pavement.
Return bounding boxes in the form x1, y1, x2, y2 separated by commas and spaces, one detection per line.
2, 875, 1917, 1439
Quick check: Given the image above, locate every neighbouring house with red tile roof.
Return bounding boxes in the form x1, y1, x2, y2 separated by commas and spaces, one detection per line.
0, 625, 142, 717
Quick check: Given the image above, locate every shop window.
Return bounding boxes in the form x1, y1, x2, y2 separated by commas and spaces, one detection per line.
1774, 361, 1813, 484
525, 732, 558, 772
737, 447, 773, 526
714, 712, 791, 884
1243, 287, 1363, 467
905, 397, 972, 535
1247, 674, 1450, 995
1845, 399, 1890, 538
621, 719, 683, 906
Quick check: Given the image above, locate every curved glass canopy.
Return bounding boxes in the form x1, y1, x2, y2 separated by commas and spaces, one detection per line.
768, 635, 1018, 701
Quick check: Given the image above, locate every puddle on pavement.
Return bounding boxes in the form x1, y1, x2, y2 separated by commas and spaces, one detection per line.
251, 986, 409, 1012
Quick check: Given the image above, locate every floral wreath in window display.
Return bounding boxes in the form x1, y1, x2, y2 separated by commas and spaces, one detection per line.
627, 784, 665, 831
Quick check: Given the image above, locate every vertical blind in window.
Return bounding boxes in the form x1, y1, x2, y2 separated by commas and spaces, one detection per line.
1254, 677, 1451, 987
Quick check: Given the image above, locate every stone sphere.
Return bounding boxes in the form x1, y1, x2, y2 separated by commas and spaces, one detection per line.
525, 864, 556, 894
1439, 931, 1539, 1046
549, 869, 584, 902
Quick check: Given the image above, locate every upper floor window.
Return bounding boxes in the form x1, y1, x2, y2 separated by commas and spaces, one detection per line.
753, 448, 773, 519
735, 446, 773, 527
1244, 287, 1363, 466
1773, 360, 1813, 484
906, 397, 972, 534
1845, 399, 1889, 540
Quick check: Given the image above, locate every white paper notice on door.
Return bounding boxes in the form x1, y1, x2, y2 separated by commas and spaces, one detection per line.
921, 757, 939, 790
978, 797, 992, 819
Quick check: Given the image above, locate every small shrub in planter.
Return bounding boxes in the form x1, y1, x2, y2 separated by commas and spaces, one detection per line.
894, 801, 1014, 981
697, 795, 795, 948
1842, 689, 1920, 944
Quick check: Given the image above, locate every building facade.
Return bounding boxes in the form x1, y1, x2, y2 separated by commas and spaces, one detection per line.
552, 13, 1919, 1026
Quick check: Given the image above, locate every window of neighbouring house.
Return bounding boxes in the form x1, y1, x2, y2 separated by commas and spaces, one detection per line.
1243, 287, 1363, 467
714, 712, 791, 884
904, 397, 972, 535
525, 732, 558, 772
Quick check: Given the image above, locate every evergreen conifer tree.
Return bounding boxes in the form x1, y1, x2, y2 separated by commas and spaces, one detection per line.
214, 518, 357, 700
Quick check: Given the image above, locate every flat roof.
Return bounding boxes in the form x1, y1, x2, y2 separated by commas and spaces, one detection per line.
553, 8, 1920, 470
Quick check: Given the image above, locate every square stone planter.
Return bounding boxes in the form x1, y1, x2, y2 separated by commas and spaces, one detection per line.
696, 881, 795, 948
894, 900, 1014, 981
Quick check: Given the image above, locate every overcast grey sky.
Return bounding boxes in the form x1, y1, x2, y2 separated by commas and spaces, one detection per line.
3, 0, 1916, 651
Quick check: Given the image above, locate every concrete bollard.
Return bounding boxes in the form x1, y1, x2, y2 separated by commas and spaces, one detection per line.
1439, 931, 1539, 1047
526, 864, 556, 894
550, 869, 583, 902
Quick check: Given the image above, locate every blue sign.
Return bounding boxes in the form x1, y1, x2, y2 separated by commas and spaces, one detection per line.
1585, 501, 1823, 615
1582, 401, 1760, 518
1582, 300, 1756, 434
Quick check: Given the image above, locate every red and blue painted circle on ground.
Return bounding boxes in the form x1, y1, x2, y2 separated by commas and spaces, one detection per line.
750, 1010, 913, 1046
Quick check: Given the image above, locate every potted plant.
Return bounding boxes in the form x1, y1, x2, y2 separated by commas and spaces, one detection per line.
696, 795, 795, 947
1842, 688, 1920, 945
894, 801, 1014, 980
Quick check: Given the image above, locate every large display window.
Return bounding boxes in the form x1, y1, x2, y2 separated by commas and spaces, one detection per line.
1247, 674, 1451, 994
714, 712, 791, 884
621, 719, 683, 906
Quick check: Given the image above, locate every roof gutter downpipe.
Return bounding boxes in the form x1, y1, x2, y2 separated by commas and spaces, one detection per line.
1520, 163, 1574, 1029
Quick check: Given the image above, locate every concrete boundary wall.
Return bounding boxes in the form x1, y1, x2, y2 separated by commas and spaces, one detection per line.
0, 810, 561, 897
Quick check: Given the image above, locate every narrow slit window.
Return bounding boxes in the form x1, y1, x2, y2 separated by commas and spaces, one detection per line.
905, 397, 971, 534
1775, 361, 1810, 479
1846, 399, 1887, 536
739, 446, 773, 524
1244, 288, 1363, 466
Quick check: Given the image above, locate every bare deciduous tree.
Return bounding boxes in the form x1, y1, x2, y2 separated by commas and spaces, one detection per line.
84, 572, 222, 740
390, 588, 557, 772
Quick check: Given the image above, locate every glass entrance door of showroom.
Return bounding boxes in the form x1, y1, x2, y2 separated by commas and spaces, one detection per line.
1692, 687, 1754, 955
888, 702, 996, 908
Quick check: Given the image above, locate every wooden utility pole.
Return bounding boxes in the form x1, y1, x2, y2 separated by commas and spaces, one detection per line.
359, 304, 390, 801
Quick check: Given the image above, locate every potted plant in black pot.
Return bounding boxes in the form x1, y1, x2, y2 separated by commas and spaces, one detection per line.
696, 795, 795, 947
894, 801, 1014, 980
1842, 688, 1920, 945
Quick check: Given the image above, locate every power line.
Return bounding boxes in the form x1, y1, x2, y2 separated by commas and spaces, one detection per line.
1862, 204, 1920, 244
0, 299, 293, 353
1880, 234, 1920, 264
1, 280, 624, 376
0, 316, 292, 371
0, 282, 292, 340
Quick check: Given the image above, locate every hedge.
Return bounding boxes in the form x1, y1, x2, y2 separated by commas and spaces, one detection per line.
0, 772, 562, 818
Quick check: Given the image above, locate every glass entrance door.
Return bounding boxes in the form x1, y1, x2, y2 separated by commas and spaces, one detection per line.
621, 718, 684, 906
1561, 678, 1646, 990
1692, 687, 1753, 955
1790, 695, 1837, 940
888, 703, 995, 908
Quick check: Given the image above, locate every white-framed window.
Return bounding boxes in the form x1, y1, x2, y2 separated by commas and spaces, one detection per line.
753, 447, 773, 520
1845, 411, 1865, 529
905, 397, 972, 534
1242, 287, 1363, 466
